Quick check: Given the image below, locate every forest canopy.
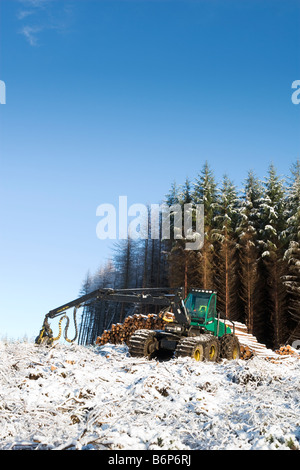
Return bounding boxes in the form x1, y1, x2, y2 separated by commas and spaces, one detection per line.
78, 161, 300, 350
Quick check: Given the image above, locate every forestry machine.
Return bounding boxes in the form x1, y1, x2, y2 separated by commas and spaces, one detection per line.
35, 287, 240, 361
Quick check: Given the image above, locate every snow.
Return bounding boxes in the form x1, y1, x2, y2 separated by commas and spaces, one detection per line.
0, 340, 299, 450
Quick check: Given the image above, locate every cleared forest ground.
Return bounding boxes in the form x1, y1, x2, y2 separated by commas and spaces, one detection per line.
0, 340, 299, 450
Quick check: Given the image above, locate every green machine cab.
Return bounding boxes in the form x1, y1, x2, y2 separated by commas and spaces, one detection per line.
185, 289, 231, 337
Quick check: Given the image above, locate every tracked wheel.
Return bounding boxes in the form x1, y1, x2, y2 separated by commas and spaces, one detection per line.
203, 335, 220, 362
175, 337, 205, 362
175, 335, 220, 362
220, 334, 241, 360
128, 329, 159, 359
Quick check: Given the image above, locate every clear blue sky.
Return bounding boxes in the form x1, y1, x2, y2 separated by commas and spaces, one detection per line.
0, 0, 299, 340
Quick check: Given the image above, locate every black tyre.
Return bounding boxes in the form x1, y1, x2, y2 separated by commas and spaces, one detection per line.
128, 329, 158, 359
175, 337, 205, 362
220, 334, 240, 360
202, 336, 220, 362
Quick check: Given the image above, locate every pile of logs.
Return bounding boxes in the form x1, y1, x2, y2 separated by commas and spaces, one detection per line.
275, 345, 299, 357
239, 345, 254, 360
225, 320, 300, 361
95, 312, 166, 346
223, 320, 276, 360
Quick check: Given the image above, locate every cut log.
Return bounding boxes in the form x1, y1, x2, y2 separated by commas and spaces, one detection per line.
95, 312, 166, 346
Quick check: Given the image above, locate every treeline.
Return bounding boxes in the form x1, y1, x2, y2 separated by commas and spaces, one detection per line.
78, 161, 300, 349
77, 236, 170, 345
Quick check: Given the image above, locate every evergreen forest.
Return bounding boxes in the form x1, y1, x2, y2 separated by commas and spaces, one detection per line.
78, 161, 300, 350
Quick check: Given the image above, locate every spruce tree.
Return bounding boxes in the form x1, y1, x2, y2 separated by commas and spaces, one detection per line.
179, 177, 193, 205
212, 175, 240, 320
167, 178, 193, 293
257, 164, 288, 348
77, 272, 93, 345
283, 161, 300, 343
192, 161, 218, 289
165, 180, 181, 206
237, 170, 263, 333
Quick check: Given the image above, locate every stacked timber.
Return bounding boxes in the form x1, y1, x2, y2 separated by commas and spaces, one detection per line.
275, 345, 300, 357
223, 321, 276, 359
240, 345, 254, 360
95, 312, 166, 346
224, 320, 299, 361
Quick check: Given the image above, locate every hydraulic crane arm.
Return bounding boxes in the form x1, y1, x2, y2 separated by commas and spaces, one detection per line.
35, 287, 191, 345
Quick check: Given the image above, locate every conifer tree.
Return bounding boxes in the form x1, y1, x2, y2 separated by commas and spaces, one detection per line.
257, 164, 288, 347
179, 178, 193, 205
212, 175, 240, 320
283, 161, 300, 343
163, 179, 181, 249
77, 272, 93, 345
237, 170, 263, 332
167, 178, 193, 293
192, 161, 218, 289
165, 180, 181, 206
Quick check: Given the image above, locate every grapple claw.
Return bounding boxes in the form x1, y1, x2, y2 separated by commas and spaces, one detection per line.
35, 318, 54, 345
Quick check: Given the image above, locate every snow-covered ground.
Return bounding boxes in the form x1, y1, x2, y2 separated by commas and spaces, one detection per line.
0, 340, 299, 450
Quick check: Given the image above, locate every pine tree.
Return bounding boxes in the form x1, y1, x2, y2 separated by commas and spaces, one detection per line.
179, 177, 193, 205
212, 175, 240, 320
163, 179, 181, 252
180, 177, 196, 295
237, 170, 263, 332
113, 238, 135, 289
166, 178, 188, 293
257, 164, 288, 348
283, 242, 300, 343
165, 180, 181, 206
112, 238, 136, 322
78, 272, 93, 345
283, 160, 300, 343
192, 162, 218, 289
140, 207, 169, 293
285, 160, 300, 243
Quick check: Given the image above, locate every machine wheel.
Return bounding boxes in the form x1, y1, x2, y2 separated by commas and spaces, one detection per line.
175, 337, 205, 362
176, 335, 220, 362
220, 334, 240, 360
128, 329, 159, 359
200, 335, 220, 362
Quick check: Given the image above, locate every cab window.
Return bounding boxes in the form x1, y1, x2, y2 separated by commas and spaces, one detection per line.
207, 295, 216, 319
185, 293, 209, 320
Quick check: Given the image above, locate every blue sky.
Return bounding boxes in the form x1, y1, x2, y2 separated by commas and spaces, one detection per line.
0, 0, 299, 340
